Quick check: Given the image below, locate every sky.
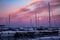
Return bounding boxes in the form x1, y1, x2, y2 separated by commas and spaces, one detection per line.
0, 0, 60, 27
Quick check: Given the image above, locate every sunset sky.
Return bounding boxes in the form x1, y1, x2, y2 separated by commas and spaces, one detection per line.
0, 0, 60, 27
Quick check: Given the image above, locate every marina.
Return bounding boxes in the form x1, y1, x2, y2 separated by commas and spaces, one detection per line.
0, 29, 60, 40
0, 0, 60, 40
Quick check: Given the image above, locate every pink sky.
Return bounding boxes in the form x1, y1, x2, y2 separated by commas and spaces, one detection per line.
0, 0, 60, 27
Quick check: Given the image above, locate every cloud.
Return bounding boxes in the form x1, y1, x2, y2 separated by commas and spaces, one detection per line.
9, 8, 31, 19
11, 0, 42, 15
51, 0, 60, 7
25, 0, 42, 7
8, 0, 60, 22
11, 0, 60, 16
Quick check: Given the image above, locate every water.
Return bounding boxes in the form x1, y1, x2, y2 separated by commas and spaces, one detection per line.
0, 36, 60, 40
0, 30, 60, 40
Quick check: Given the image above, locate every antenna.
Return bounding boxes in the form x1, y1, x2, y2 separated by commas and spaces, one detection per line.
48, 2, 51, 27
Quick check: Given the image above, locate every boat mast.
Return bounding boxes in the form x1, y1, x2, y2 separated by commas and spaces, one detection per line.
30, 17, 32, 27
48, 2, 51, 27
35, 13, 37, 27
8, 14, 10, 27
37, 15, 39, 27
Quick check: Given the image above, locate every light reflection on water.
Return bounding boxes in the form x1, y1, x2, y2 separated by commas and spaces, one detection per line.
0, 36, 60, 40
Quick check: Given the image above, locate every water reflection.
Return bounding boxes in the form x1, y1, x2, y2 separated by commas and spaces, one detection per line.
1, 36, 60, 40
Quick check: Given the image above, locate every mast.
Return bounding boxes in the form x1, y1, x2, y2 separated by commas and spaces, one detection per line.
8, 14, 10, 27
37, 15, 39, 27
30, 17, 32, 27
48, 2, 51, 27
35, 13, 37, 27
